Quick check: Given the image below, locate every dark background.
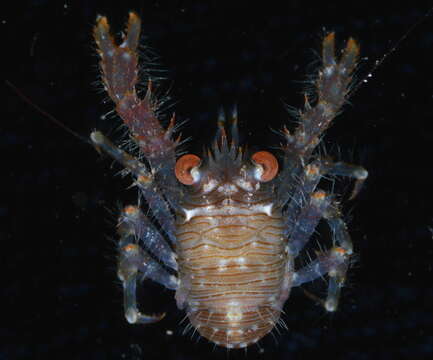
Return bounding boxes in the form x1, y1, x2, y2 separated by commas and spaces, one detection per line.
2, 1, 433, 359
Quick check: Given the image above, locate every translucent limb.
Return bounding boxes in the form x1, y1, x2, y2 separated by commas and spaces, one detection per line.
118, 205, 177, 270
117, 229, 178, 324
323, 160, 368, 199
91, 132, 177, 242
282, 157, 367, 235
291, 199, 353, 312
283, 161, 323, 237
287, 190, 332, 257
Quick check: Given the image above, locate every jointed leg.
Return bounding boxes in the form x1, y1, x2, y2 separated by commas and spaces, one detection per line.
94, 12, 179, 198
322, 158, 368, 199
279, 33, 360, 199
291, 198, 353, 312
119, 205, 177, 270
283, 161, 323, 235
287, 33, 359, 158
117, 207, 178, 324
287, 190, 332, 257
283, 156, 367, 237
91, 132, 177, 242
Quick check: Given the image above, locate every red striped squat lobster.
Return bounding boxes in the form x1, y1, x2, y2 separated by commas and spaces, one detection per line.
91, 12, 367, 349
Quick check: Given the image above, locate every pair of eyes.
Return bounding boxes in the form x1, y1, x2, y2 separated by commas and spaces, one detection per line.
175, 151, 279, 185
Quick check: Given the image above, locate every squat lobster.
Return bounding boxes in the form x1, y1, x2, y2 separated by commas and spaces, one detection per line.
91, 12, 367, 348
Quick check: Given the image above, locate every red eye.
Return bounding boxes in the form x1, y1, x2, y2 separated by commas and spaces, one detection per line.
175, 154, 201, 185
252, 151, 279, 182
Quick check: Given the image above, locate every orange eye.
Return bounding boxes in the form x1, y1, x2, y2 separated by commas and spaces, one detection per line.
175, 154, 201, 185
252, 151, 279, 182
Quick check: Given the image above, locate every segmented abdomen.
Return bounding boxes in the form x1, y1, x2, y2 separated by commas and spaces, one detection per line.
176, 206, 288, 348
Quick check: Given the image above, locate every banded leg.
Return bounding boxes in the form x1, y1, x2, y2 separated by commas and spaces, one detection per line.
291, 199, 352, 312
119, 205, 177, 270
283, 161, 323, 237
283, 157, 367, 237
288, 190, 332, 257
117, 208, 178, 324
91, 132, 177, 242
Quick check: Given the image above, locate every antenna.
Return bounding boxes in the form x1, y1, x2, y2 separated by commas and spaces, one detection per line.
5, 80, 92, 145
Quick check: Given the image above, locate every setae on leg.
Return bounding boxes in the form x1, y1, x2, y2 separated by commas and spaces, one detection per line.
291, 195, 353, 312
117, 208, 178, 324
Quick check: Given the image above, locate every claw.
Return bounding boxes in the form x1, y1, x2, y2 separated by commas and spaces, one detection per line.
126, 308, 166, 324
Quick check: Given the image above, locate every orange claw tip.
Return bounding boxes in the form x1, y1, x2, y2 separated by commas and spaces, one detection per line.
306, 163, 320, 176
122, 244, 139, 252
333, 247, 348, 256
123, 205, 139, 216
94, 15, 110, 38
95, 15, 108, 26
311, 190, 327, 200
346, 37, 360, 55
128, 11, 140, 22
252, 151, 279, 182
175, 154, 201, 185
324, 32, 335, 44
137, 175, 152, 185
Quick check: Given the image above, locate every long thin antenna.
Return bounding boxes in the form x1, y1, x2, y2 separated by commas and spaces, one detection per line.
350, 6, 433, 96
5, 80, 91, 145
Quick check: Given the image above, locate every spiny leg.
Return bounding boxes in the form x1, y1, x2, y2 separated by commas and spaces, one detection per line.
292, 246, 350, 312
292, 33, 359, 157
283, 161, 323, 238
94, 13, 179, 196
287, 190, 332, 257
91, 132, 177, 242
291, 197, 353, 312
119, 205, 177, 270
117, 211, 178, 324
283, 157, 367, 238
278, 33, 360, 203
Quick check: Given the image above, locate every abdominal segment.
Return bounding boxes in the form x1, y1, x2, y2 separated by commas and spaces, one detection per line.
176, 210, 288, 348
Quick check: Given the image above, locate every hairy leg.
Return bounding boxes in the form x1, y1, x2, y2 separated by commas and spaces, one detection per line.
283, 157, 367, 238
94, 12, 179, 201
278, 33, 360, 201
287, 190, 332, 257
91, 132, 177, 242
322, 159, 368, 199
291, 198, 353, 312
119, 205, 177, 269
117, 206, 178, 324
